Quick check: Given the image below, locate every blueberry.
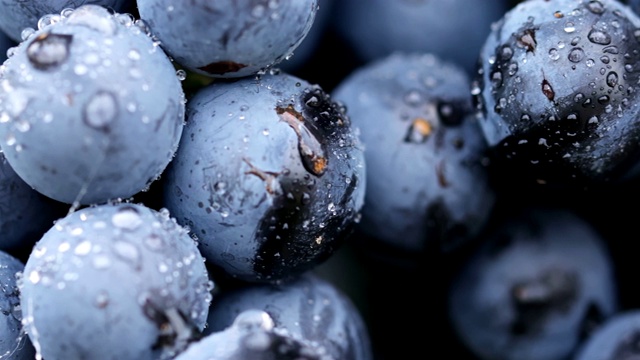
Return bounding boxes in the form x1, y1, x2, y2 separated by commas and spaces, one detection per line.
162, 71, 366, 283
19, 203, 214, 360
332, 52, 496, 253
575, 310, 640, 360
137, 0, 318, 78
0, 0, 132, 42
448, 207, 617, 360
0, 5, 185, 205
0, 152, 65, 252
176, 309, 333, 360
0, 250, 35, 360
279, 0, 334, 73
474, 0, 640, 187
331, 0, 510, 75
203, 273, 373, 360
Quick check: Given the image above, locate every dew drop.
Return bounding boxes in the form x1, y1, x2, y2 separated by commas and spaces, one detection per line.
92, 255, 111, 269
83, 91, 118, 130
606, 72, 618, 88
564, 22, 576, 33
27, 33, 72, 71
586, 1, 605, 14
111, 206, 143, 230
568, 48, 584, 63
65, 5, 117, 35
548, 48, 560, 61
588, 29, 611, 45
74, 241, 92, 256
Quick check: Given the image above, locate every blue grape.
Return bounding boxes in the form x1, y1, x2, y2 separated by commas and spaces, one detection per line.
331, 0, 510, 75
203, 273, 373, 360
0, 250, 35, 360
473, 0, 640, 187
0, 0, 132, 42
449, 207, 618, 360
163, 71, 366, 283
575, 310, 640, 360
0, 5, 185, 205
137, 0, 318, 78
20, 203, 213, 360
332, 52, 496, 253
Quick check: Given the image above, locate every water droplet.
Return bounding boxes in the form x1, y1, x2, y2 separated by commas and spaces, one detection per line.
586, 1, 605, 14
625, 64, 634, 72
95, 291, 109, 308
20, 28, 36, 41
252, 4, 266, 17
508, 62, 518, 76
65, 5, 116, 35
28, 271, 40, 284
564, 22, 576, 33
27, 33, 72, 70
586, 59, 595, 67
549, 48, 560, 61
588, 29, 611, 45
144, 234, 165, 251
37, 14, 61, 30
403, 90, 423, 106
74, 241, 92, 256
111, 206, 142, 231
501, 45, 513, 60
568, 48, 585, 63
83, 91, 117, 130
92, 255, 111, 269
176, 69, 187, 81
113, 241, 140, 266
606, 72, 618, 87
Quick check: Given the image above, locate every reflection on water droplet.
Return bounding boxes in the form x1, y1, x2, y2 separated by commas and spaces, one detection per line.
92, 254, 111, 269
74, 241, 92, 255
113, 241, 140, 266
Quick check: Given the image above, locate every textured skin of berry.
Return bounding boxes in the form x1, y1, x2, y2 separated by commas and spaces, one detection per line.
204, 273, 373, 360
332, 0, 510, 75
163, 72, 366, 283
474, 0, 640, 187
20, 203, 213, 360
176, 309, 331, 360
0, 0, 132, 42
575, 310, 640, 360
332, 53, 496, 253
0, 5, 185, 205
0, 250, 35, 360
137, 0, 318, 78
449, 208, 618, 360
0, 152, 65, 251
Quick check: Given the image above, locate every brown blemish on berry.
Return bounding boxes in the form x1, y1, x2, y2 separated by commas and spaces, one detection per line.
276, 105, 328, 176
